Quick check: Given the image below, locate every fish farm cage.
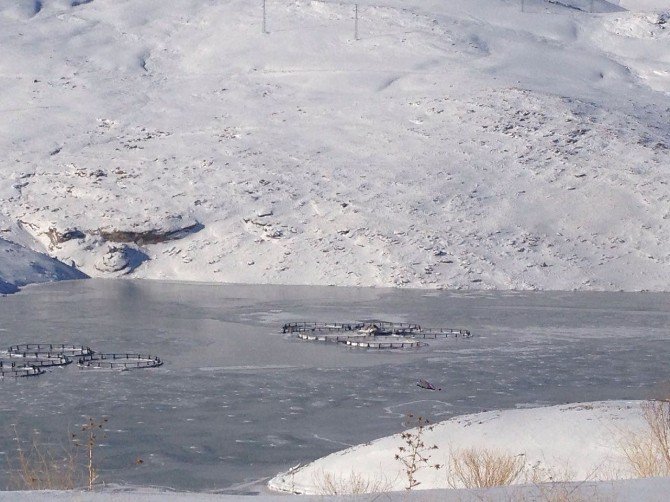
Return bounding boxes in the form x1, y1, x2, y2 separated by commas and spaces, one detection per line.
0, 343, 163, 378
282, 320, 471, 350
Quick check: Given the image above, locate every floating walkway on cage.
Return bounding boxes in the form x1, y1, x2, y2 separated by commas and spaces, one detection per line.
282, 322, 362, 333
8, 343, 94, 359
294, 331, 424, 349
0, 360, 45, 377
295, 331, 363, 342
344, 337, 424, 349
411, 328, 471, 339
2, 343, 95, 368
1, 351, 70, 367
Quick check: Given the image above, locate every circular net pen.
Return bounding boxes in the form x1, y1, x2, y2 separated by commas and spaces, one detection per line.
78, 353, 163, 370
0, 360, 45, 378
286, 320, 472, 350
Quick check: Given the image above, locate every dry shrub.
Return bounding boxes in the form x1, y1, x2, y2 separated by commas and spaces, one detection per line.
641, 399, 670, 468
620, 399, 670, 477
312, 469, 395, 495
8, 418, 108, 491
448, 447, 525, 488
8, 427, 81, 490
620, 432, 667, 478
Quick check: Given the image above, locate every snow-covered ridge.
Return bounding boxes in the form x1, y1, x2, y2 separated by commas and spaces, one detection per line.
1, 0, 668, 291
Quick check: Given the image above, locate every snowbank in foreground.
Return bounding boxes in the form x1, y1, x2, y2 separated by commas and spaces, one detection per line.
0, 238, 87, 294
2, 477, 670, 501
0, 402, 666, 501
269, 401, 652, 494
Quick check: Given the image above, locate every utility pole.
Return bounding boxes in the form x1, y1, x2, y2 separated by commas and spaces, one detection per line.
262, 0, 267, 34
520, 0, 525, 13
354, 4, 359, 41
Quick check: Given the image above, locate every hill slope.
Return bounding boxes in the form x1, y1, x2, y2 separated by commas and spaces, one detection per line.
1, 0, 668, 290
0, 237, 87, 293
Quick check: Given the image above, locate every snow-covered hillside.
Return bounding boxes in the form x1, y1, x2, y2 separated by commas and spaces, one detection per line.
0, 237, 86, 293
1, 0, 668, 290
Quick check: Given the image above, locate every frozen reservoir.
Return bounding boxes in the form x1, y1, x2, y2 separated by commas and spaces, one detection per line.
0, 280, 668, 493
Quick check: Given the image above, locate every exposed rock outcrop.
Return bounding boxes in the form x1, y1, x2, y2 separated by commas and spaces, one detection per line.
44, 227, 86, 247
94, 244, 149, 274
96, 221, 203, 245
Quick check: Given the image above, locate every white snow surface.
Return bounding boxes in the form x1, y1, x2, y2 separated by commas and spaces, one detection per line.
268, 400, 658, 494
2, 478, 670, 501
3, 478, 670, 502
1, 0, 669, 290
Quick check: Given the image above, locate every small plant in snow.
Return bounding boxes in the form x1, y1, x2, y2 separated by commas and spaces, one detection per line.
72, 417, 108, 490
394, 413, 441, 490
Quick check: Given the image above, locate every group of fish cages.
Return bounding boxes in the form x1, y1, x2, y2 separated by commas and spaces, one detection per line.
282, 320, 472, 350
0, 343, 162, 379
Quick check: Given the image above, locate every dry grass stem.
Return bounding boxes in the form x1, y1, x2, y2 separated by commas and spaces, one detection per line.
79, 417, 108, 490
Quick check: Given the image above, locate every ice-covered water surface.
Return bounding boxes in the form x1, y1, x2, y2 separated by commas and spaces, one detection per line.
0, 280, 668, 493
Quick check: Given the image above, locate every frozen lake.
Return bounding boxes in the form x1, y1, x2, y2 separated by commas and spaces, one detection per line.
0, 280, 668, 493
